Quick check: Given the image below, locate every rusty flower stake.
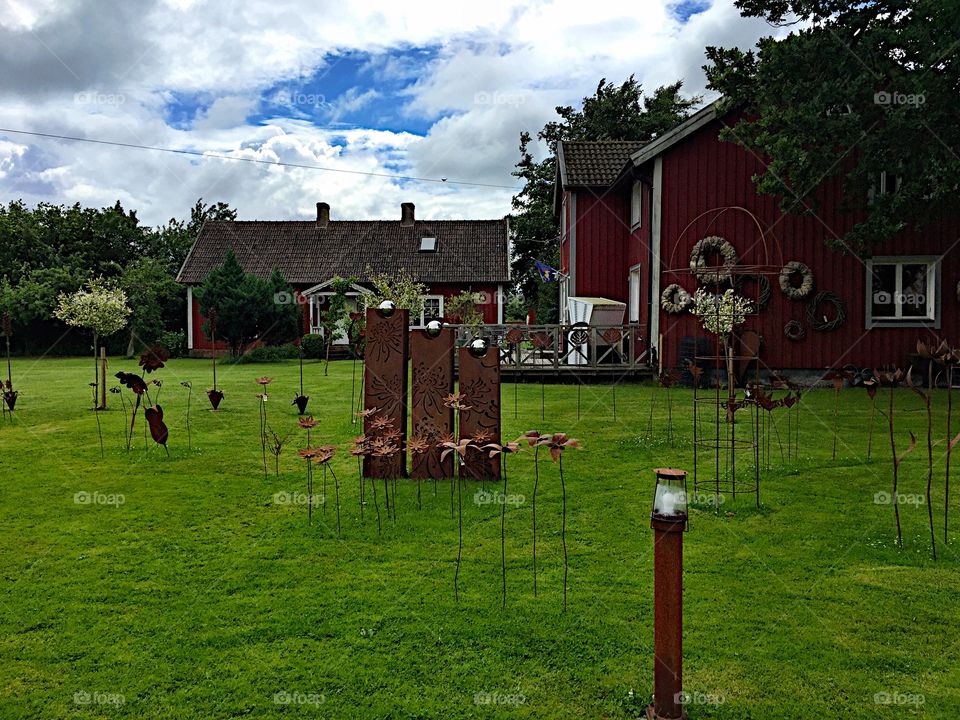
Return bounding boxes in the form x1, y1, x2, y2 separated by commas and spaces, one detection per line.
352, 435, 380, 534
518, 430, 544, 595
316, 445, 340, 536
540, 432, 581, 611
441, 432, 477, 602
824, 369, 851, 460
647, 467, 689, 720
297, 445, 321, 525
876, 368, 915, 547
139, 346, 171, 456
180, 381, 193, 449
484, 439, 522, 608
863, 375, 878, 459
907, 359, 938, 560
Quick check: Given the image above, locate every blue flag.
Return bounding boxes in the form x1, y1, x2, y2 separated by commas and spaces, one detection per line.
534, 260, 560, 282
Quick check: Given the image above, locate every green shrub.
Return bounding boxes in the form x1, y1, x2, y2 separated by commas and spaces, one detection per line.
158, 330, 186, 358
301, 333, 324, 358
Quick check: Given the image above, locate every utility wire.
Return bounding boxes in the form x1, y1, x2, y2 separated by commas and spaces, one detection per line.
0, 127, 520, 190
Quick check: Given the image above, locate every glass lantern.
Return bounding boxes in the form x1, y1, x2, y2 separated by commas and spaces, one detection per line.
651, 468, 688, 527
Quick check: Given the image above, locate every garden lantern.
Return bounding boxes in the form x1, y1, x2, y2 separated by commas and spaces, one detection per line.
648, 468, 688, 720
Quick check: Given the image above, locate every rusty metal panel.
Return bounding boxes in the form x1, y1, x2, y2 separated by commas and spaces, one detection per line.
362, 307, 409, 478
410, 327, 455, 479
458, 346, 501, 480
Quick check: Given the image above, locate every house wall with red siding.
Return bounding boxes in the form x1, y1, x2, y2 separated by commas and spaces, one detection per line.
656, 118, 960, 371
572, 191, 632, 302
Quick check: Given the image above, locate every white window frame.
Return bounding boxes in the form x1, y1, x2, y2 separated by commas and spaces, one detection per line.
630, 181, 642, 229
869, 170, 902, 203
413, 295, 444, 328
628, 264, 642, 323
865, 256, 941, 328
559, 276, 570, 324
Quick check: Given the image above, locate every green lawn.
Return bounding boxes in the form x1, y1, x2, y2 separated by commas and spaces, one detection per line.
1, 357, 959, 718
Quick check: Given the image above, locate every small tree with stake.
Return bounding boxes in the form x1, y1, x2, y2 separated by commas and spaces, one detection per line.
54, 279, 131, 410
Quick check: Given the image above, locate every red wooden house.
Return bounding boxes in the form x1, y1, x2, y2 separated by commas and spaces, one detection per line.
177, 202, 510, 354
556, 101, 960, 372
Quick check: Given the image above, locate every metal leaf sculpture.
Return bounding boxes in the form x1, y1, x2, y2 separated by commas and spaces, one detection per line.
293, 346, 309, 415
207, 309, 223, 410
2, 312, 16, 413
139, 344, 170, 374
144, 404, 169, 455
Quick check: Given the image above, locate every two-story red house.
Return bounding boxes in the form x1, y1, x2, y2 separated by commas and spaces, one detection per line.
556, 101, 960, 371
177, 202, 510, 354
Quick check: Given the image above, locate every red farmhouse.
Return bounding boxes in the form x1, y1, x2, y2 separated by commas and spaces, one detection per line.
177, 202, 510, 354
556, 100, 960, 372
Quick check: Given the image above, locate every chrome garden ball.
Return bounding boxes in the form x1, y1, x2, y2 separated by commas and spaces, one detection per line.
378, 300, 396, 317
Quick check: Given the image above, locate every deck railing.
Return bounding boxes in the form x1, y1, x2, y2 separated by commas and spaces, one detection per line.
447, 323, 651, 372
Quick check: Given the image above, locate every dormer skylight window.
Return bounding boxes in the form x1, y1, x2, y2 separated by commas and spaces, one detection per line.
419, 236, 437, 252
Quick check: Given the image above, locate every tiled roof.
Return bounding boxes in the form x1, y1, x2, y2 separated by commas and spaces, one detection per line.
176, 219, 510, 286
557, 140, 646, 188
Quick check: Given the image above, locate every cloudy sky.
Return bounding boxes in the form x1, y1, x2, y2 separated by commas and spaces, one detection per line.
0, 0, 778, 227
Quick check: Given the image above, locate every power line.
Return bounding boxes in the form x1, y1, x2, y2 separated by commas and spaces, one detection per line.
0, 127, 521, 190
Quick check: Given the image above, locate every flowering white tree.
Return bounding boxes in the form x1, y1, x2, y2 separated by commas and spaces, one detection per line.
55, 279, 131, 408
691, 288, 752, 399
691, 288, 752, 335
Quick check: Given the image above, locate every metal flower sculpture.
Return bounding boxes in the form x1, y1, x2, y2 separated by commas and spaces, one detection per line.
315, 445, 340, 536
484, 440, 522, 608
115, 370, 149, 452
297, 445, 323, 525
351, 435, 379, 533
538, 433, 581, 610
875, 367, 915, 547
440, 435, 477, 602
137, 345, 170, 456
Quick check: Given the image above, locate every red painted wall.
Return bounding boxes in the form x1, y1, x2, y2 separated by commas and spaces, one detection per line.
656, 117, 960, 371
572, 191, 631, 302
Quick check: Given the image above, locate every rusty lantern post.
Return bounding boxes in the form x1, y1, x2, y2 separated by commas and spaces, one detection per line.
647, 467, 689, 720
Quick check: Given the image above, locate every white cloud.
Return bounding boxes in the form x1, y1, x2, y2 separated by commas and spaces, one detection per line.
0, 0, 781, 226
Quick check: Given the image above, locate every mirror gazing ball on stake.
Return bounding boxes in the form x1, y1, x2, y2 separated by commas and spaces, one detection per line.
378, 300, 396, 317
468, 337, 488, 358
426, 319, 443, 337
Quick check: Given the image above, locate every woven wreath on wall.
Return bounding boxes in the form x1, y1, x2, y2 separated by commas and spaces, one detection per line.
690, 236, 738, 284
783, 319, 806, 341
779, 261, 814, 300
660, 284, 693, 314
736, 273, 772, 311
807, 291, 846, 331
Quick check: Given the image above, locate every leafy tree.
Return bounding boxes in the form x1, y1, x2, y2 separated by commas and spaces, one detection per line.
261, 267, 302, 346
704, 0, 960, 255
511, 78, 700, 319
54, 278, 131, 407
317, 276, 358, 374
194, 250, 255, 356
147, 198, 237, 272
445, 290, 485, 330
367, 267, 427, 321
121, 257, 184, 356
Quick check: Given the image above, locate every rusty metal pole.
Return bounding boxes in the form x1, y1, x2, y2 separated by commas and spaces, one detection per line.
100, 347, 108, 410
648, 517, 685, 719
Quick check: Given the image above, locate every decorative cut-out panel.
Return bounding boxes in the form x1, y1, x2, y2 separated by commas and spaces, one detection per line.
363, 307, 409, 478
410, 327, 455, 479
458, 346, 501, 480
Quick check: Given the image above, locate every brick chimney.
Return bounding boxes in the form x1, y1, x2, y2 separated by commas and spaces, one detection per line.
400, 202, 415, 226
316, 202, 330, 228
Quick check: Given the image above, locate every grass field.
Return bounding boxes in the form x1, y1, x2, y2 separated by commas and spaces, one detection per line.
1, 356, 959, 718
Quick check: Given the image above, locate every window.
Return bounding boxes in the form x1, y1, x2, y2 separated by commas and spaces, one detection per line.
628, 266, 641, 323
412, 295, 443, 327
630, 181, 642, 228
419, 236, 437, 252
869, 170, 902, 202
866, 257, 939, 326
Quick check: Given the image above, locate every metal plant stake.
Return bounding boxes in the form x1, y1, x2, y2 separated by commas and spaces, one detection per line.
2, 312, 17, 414
907, 365, 937, 560
292, 347, 309, 415
878, 369, 914, 547
181, 381, 193, 449
207, 311, 224, 411
484, 440, 521, 608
